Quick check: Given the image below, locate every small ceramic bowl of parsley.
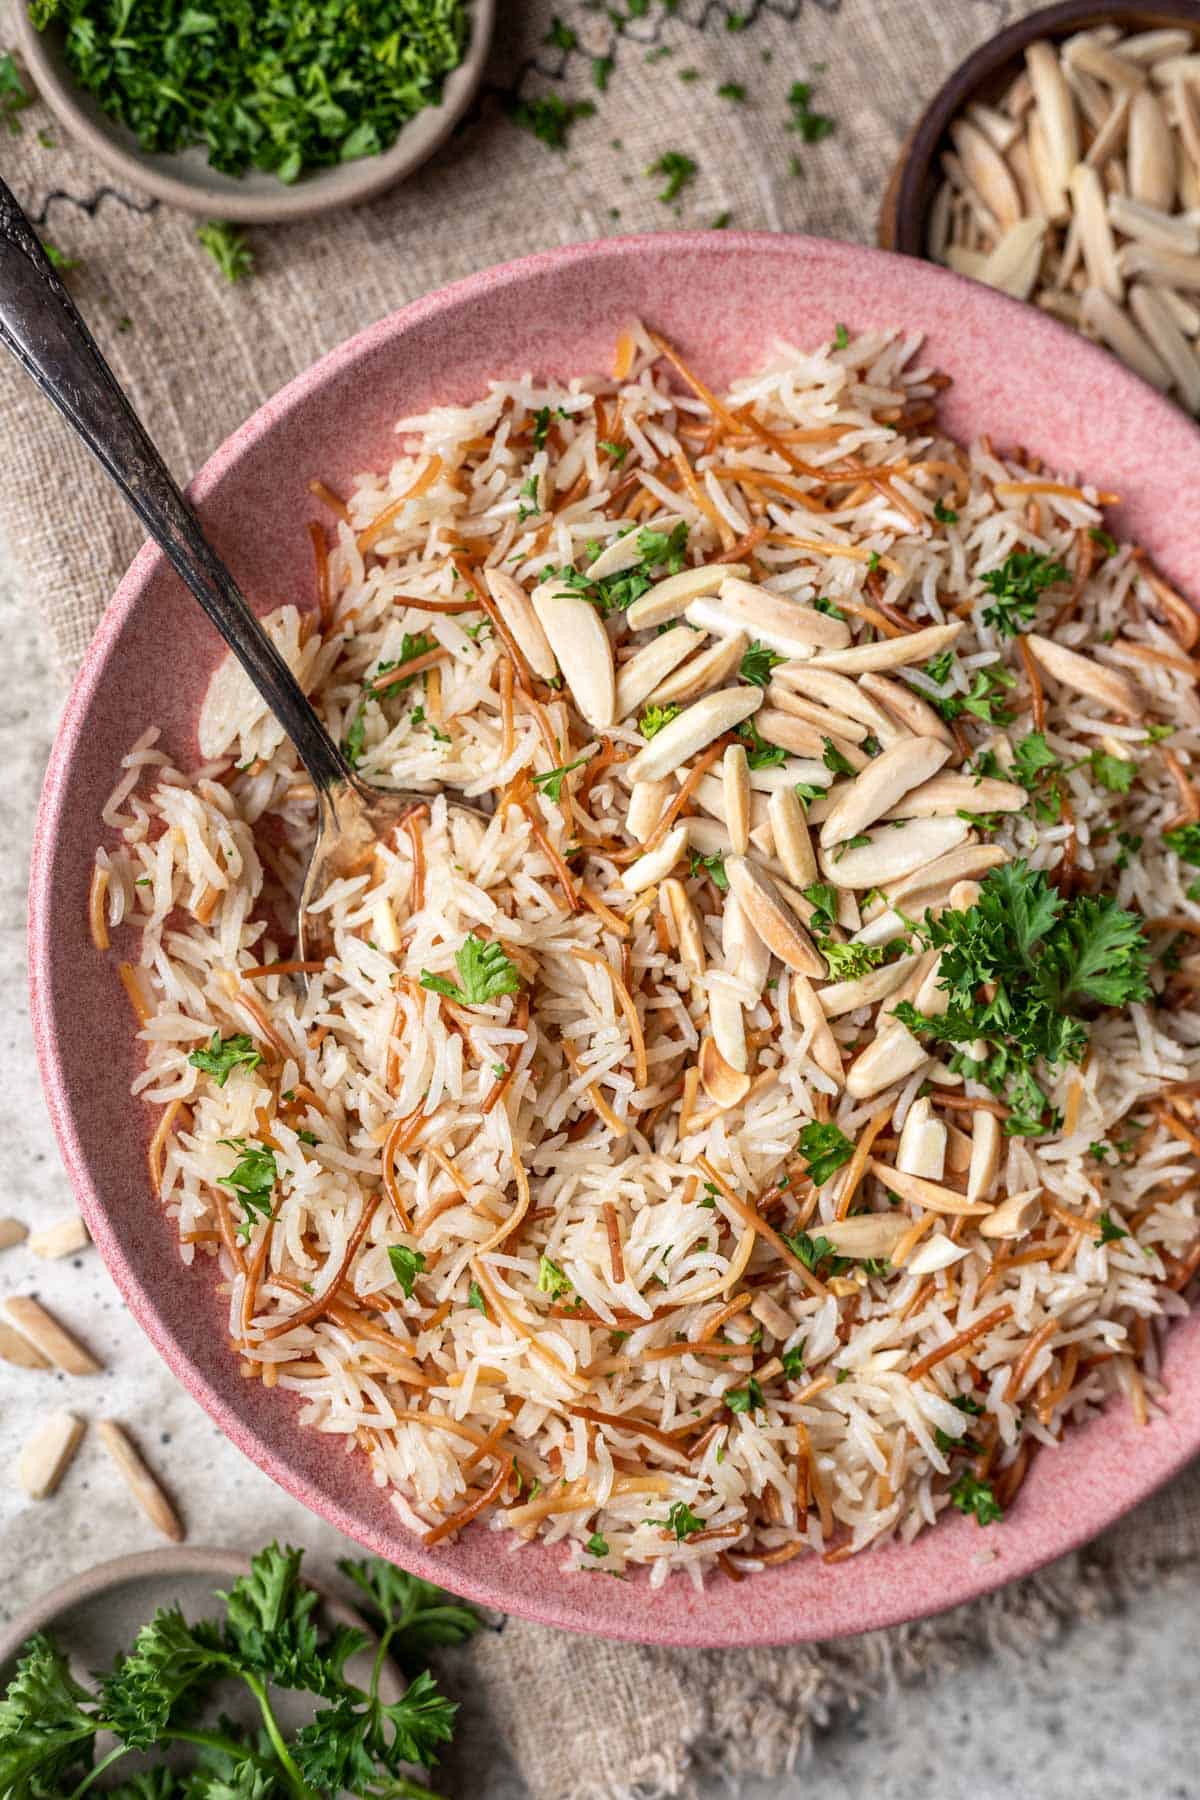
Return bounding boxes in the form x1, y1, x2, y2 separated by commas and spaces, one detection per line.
11, 0, 495, 223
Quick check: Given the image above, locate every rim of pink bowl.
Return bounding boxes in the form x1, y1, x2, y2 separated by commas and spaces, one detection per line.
27, 231, 1200, 1648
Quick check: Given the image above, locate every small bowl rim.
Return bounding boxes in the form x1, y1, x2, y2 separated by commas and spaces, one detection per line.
881, 0, 1200, 255
8, 0, 496, 224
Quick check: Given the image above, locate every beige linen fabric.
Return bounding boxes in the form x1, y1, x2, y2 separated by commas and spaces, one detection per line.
1, 1, 1197, 1794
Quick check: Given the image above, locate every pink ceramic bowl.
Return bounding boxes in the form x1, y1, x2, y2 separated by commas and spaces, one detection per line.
28, 233, 1200, 1648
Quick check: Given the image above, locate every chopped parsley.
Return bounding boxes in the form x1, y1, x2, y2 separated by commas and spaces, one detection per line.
786, 77, 835, 144
797, 1120, 855, 1186
592, 54, 613, 90
584, 1532, 609, 1557
1164, 823, 1200, 865
537, 1254, 572, 1301
516, 473, 541, 522
650, 1500, 705, 1539
924, 649, 956, 686
932, 497, 958, 524
649, 150, 697, 203
196, 220, 253, 282
545, 16, 577, 49
819, 938, 891, 980
420, 934, 521, 1007
1090, 749, 1136, 794
833, 322, 850, 350
812, 593, 848, 621
781, 1343, 806, 1378
979, 551, 1068, 638
717, 81, 746, 102
948, 1472, 1002, 1526
388, 1244, 427, 1298
543, 520, 689, 617
510, 92, 596, 150
1095, 1211, 1129, 1246
372, 632, 437, 696
532, 753, 593, 802
737, 716, 787, 770
822, 736, 857, 777
639, 703, 681, 739
802, 882, 840, 928
598, 438, 628, 464
0, 52, 32, 133
689, 849, 728, 890
785, 1231, 848, 1276
739, 640, 788, 688
933, 663, 1016, 727
468, 1280, 488, 1316
187, 1031, 261, 1087
1089, 526, 1118, 558
217, 1139, 278, 1243
724, 1377, 764, 1414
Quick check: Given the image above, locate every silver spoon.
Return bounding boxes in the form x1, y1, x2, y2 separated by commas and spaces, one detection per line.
0, 177, 482, 965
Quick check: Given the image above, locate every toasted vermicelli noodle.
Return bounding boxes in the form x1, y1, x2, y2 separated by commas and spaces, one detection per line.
95, 323, 1200, 1584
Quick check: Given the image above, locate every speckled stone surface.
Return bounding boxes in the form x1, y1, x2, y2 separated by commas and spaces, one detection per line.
3, 561, 1199, 1797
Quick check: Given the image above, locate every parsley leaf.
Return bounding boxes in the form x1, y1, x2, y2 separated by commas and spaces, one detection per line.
1095, 1210, 1129, 1246
796, 1119, 855, 1186
932, 497, 958, 524
1090, 749, 1136, 793
537, 1254, 572, 1300
639, 703, 681, 739
786, 78, 835, 143
948, 1473, 1003, 1526
725, 1376, 764, 1414
819, 938, 891, 980
217, 1139, 277, 1243
689, 849, 728, 890
650, 1500, 705, 1539
0, 51, 32, 134
737, 716, 787, 770
802, 882, 840, 928
739, 640, 788, 688
1165, 823, 1200, 865
781, 1343, 806, 1378
784, 1231, 848, 1276
337, 1555, 480, 1655
467, 1280, 488, 1316
532, 753, 592, 802
833, 322, 850, 349
196, 221, 253, 283
188, 1031, 262, 1088
510, 92, 595, 150
420, 934, 521, 1007
649, 150, 697, 202
933, 663, 1016, 726
388, 1245, 427, 1298
585, 1532, 609, 1556
822, 736, 857, 777
979, 551, 1068, 637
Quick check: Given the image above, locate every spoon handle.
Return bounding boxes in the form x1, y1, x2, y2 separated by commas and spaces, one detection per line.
0, 177, 351, 797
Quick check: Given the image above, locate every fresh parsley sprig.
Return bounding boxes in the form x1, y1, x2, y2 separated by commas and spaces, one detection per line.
419, 935, 521, 1008
979, 551, 1068, 638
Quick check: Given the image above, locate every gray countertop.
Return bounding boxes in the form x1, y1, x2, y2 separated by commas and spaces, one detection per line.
1, 555, 1196, 1800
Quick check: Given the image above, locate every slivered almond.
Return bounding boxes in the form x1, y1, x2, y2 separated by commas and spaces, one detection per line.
764, 681, 871, 743
1064, 32, 1145, 92
20, 1411, 85, 1500
1118, 242, 1200, 289
625, 561, 748, 631
1027, 39, 1081, 207
699, 1035, 750, 1109
483, 569, 557, 681
621, 823, 690, 893
1128, 85, 1177, 209
28, 1215, 91, 1259
905, 1236, 970, 1275
845, 1022, 930, 1100
757, 709, 868, 768
626, 777, 673, 839
806, 622, 963, 675
3, 1296, 102, 1375
1028, 109, 1071, 221
688, 578, 851, 657
981, 217, 1047, 298
884, 842, 1009, 907
951, 118, 1024, 227
1026, 632, 1141, 714
750, 1292, 797, 1339
708, 976, 748, 1074
1079, 286, 1171, 387
626, 686, 762, 783
967, 101, 1021, 153
792, 973, 844, 1084
867, 1160, 993, 1217
1122, 29, 1192, 64
1071, 163, 1124, 298
724, 856, 825, 977
98, 1420, 184, 1541
880, 772, 1026, 819
768, 785, 818, 886
1109, 193, 1198, 252
723, 744, 751, 856
819, 816, 971, 889
859, 672, 956, 746
615, 625, 706, 718
949, 879, 984, 910
819, 738, 950, 849
691, 770, 773, 833
0, 1217, 27, 1251
660, 877, 706, 979
650, 632, 747, 705
722, 891, 772, 996
820, 1214, 913, 1260
587, 527, 674, 581
774, 666, 909, 745
1129, 283, 1200, 408
0, 1321, 50, 1369
896, 1096, 948, 1180
1084, 86, 1133, 171
967, 1110, 1003, 1203
818, 954, 920, 1018
978, 1187, 1043, 1238
531, 588, 615, 729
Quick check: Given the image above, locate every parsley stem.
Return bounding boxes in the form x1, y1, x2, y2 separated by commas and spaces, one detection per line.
239, 1668, 319, 1799
69, 1743, 129, 1797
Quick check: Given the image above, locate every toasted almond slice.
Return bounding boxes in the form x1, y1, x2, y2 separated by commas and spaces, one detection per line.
587, 527, 671, 581
688, 579, 851, 657
20, 1411, 85, 1500
750, 1291, 797, 1340
621, 823, 690, 893
966, 100, 1021, 153
978, 1187, 1043, 1239
0, 1321, 50, 1369
820, 1214, 913, 1260
880, 772, 1026, 819
950, 118, 1024, 228
531, 588, 616, 729
945, 245, 990, 277
627, 686, 762, 783
757, 709, 868, 769
845, 1022, 930, 1100
98, 1420, 184, 1541
806, 622, 963, 675
1027, 39, 1081, 205
763, 683, 869, 742
879, 947, 941, 1023
0, 1217, 28, 1251
1122, 29, 1193, 65
1084, 85, 1133, 170
1062, 60, 1109, 134
660, 877, 706, 979
1064, 33, 1146, 92
896, 1095, 948, 1180
767, 785, 818, 886
625, 561, 749, 631
819, 954, 920, 1018
708, 976, 748, 1074
699, 1036, 751, 1109
3, 1296, 102, 1375
1174, 73, 1200, 174
724, 855, 825, 977
818, 738, 950, 850
1079, 286, 1172, 387
1118, 242, 1200, 290
650, 631, 747, 705
791, 972, 844, 1085
1071, 164, 1124, 300
883, 842, 1009, 908
1157, 287, 1200, 334
980, 218, 1047, 300
1152, 54, 1200, 86
867, 1159, 993, 1217
483, 568, 557, 681
967, 1110, 1003, 1204
1028, 110, 1072, 222
1026, 632, 1141, 715
691, 770, 774, 833
626, 776, 673, 840
1109, 193, 1198, 253
774, 666, 909, 745
858, 672, 956, 747
723, 744, 751, 856
722, 890, 772, 996
1129, 283, 1200, 409
615, 626, 706, 718
819, 816, 970, 890
28, 1215, 91, 1260
948, 879, 984, 910
944, 148, 1002, 239
905, 1236, 970, 1275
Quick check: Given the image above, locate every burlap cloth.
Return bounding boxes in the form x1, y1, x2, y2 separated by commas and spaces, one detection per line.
2, 2, 1198, 1794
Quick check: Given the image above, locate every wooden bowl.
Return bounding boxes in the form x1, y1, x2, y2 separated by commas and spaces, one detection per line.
878, 0, 1199, 257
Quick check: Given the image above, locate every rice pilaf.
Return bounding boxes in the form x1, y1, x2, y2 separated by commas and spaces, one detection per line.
92, 321, 1200, 1584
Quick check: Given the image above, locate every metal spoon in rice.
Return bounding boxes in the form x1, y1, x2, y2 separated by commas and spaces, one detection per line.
0, 178, 486, 970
